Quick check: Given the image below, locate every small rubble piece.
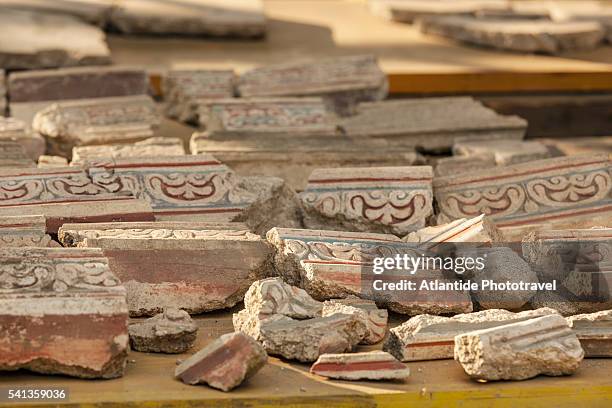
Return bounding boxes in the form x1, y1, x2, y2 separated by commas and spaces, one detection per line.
368, 0, 509, 23
301, 166, 433, 235
256, 314, 366, 362
190, 135, 422, 191
163, 70, 235, 124
32, 95, 159, 157
384, 308, 557, 362
453, 140, 552, 166
340, 97, 526, 152
8, 66, 148, 124
322, 297, 388, 344
70, 227, 272, 316
200, 98, 336, 137
85, 155, 302, 234
434, 154, 612, 241
175, 332, 267, 392
37, 155, 68, 168
267, 228, 472, 315
242, 277, 323, 319
0, 215, 53, 248
238, 55, 387, 116
71, 137, 185, 163
0, 8, 111, 70
0, 247, 129, 379
434, 154, 496, 177
0, 117, 45, 160
420, 16, 605, 54
567, 310, 612, 358
128, 308, 198, 353
523, 228, 612, 315
310, 351, 410, 381
454, 314, 584, 381
0, 140, 35, 168
0, 166, 155, 233
110, 0, 267, 38
403, 214, 503, 247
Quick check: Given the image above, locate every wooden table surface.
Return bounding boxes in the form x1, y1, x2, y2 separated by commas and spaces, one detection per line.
107, 0, 612, 94
1, 310, 612, 407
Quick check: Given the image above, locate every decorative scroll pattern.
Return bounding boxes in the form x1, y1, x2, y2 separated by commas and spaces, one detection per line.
70, 228, 257, 241
211, 102, 330, 131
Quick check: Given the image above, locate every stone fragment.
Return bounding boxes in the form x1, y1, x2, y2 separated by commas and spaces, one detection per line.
420, 16, 605, 54
453, 140, 552, 166
567, 310, 612, 358
267, 227, 472, 315
0, 166, 155, 233
163, 70, 235, 124
72, 137, 185, 163
0, 140, 35, 167
454, 314, 584, 381
310, 351, 410, 381
37, 155, 69, 168
0, 9, 111, 70
8, 66, 149, 124
340, 97, 526, 152
175, 332, 267, 392
33, 95, 159, 157
434, 154, 612, 241
85, 155, 302, 234
433, 154, 496, 177
403, 214, 504, 247
110, 0, 266, 38
0, 69, 5, 115
129, 308, 198, 353
255, 314, 366, 362
200, 98, 336, 137
384, 308, 557, 362
0, 215, 53, 247
0, 247, 128, 378
0, 117, 45, 160
301, 166, 433, 235
368, 0, 509, 23
322, 297, 388, 344
238, 55, 387, 116
0, 0, 114, 25
75, 230, 273, 316
190, 134, 423, 191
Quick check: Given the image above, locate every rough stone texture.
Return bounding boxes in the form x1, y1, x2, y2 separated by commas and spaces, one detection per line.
0, 8, 111, 70
301, 166, 433, 235
0, 247, 129, 379
84, 155, 302, 235
420, 15, 605, 54
175, 332, 267, 392
384, 308, 557, 362
72, 137, 185, 163
75, 229, 273, 316
190, 134, 423, 191
267, 227, 473, 315
453, 140, 552, 166
110, 0, 266, 38
37, 155, 68, 168
340, 97, 526, 152
0, 166, 155, 233
199, 98, 336, 137
128, 308, 198, 353
0, 140, 35, 168
58, 221, 249, 247
368, 0, 509, 23
163, 70, 235, 124
322, 297, 388, 344
0, 215, 53, 248
0, 70, 5, 115
254, 313, 366, 362
310, 351, 410, 381
403, 214, 504, 247
0, 0, 114, 25
523, 227, 612, 315
567, 310, 612, 358
434, 154, 612, 241
433, 154, 497, 177
0, 117, 46, 160
32, 95, 159, 157
238, 55, 387, 116
454, 314, 584, 381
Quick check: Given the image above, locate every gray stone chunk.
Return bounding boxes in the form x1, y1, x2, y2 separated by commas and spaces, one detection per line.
322, 297, 388, 345
243, 277, 323, 320
368, 0, 509, 23
129, 308, 198, 353
567, 310, 612, 358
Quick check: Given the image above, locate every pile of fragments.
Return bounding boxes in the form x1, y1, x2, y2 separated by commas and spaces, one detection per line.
0, 50, 610, 391
369, 0, 612, 54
